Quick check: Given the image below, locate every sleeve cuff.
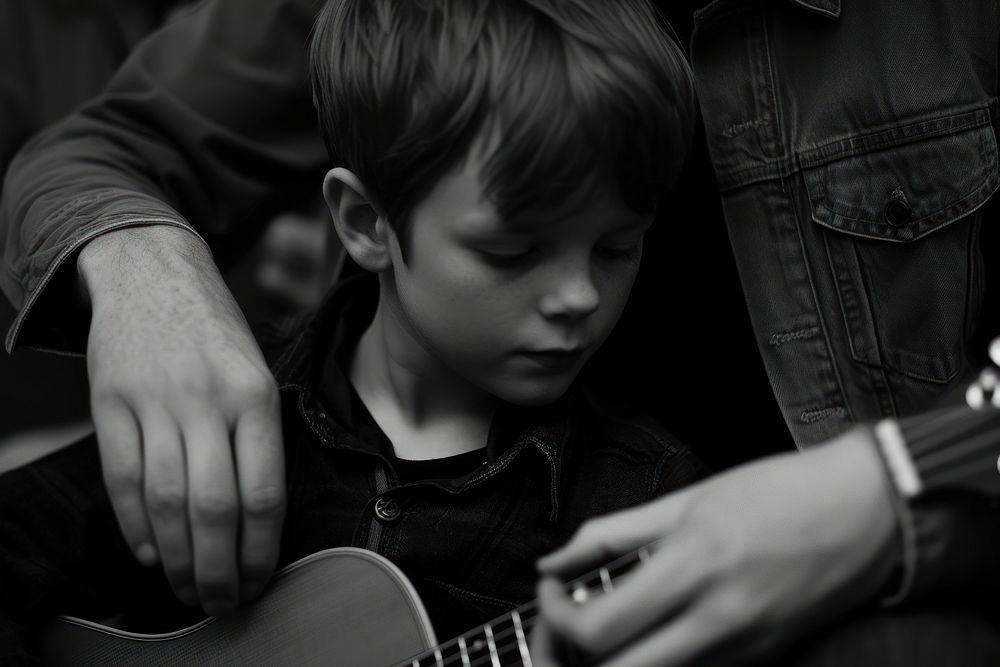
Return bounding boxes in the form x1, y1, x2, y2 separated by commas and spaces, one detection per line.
6, 190, 207, 353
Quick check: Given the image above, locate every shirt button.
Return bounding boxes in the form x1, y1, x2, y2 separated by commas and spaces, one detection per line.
884, 191, 912, 228
374, 497, 401, 523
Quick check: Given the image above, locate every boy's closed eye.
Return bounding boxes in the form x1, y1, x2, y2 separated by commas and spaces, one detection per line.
476, 245, 539, 268
464, 229, 539, 267
594, 235, 644, 261
472, 233, 646, 269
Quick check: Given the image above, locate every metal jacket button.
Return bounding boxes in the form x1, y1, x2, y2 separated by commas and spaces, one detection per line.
884, 190, 912, 228
374, 497, 400, 522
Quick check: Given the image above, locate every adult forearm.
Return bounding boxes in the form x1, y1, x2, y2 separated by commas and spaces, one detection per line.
0, 0, 325, 353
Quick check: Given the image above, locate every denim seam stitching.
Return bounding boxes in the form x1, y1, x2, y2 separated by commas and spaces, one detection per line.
714, 105, 995, 190
798, 107, 993, 168
786, 174, 854, 430
811, 168, 998, 242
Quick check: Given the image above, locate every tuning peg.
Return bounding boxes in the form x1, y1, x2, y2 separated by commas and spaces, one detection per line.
966, 367, 1000, 409
989, 337, 1000, 368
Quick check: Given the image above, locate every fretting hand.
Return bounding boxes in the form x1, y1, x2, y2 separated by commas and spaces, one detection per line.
532, 427, 899, 666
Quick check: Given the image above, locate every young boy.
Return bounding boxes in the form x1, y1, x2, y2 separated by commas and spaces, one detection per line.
0, 0, 704, 659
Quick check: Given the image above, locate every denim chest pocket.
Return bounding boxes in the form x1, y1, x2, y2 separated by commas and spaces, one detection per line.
802, 115, 999, 383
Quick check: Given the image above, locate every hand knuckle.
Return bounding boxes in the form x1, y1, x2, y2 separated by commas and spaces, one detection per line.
174, 372, 214, 397
192, 494, 239, 524
240, 375, 279, 406
242, 486, 286, 519
90, 385, 121, 407
104, 466, 141, 495
146, 485, 187, 515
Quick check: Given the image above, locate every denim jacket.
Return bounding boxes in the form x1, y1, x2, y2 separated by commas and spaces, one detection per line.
0, 274, 708, 663
690, 0, 1000, 446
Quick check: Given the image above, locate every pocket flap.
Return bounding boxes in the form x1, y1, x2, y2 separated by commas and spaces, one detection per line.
804, 120, 999, 242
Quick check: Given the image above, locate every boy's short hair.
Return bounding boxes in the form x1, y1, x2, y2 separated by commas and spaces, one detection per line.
309, 0, 696, 233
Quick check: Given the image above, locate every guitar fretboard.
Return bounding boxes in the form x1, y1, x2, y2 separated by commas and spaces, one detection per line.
398, 546, 654, 667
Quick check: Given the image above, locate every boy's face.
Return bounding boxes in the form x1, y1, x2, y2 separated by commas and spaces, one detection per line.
381, 153, 652, 407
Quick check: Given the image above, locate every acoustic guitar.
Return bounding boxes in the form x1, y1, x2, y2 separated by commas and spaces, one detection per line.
41, 366, 1000, 665
41, 545, 650, 666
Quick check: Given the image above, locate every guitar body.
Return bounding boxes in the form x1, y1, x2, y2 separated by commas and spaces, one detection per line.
41, 548, 438, 666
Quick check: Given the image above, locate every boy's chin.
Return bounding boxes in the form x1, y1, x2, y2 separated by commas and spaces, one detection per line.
491, 376, 576, 408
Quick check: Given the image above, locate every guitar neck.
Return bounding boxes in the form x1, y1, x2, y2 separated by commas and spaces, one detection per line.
401, 546, 654, 667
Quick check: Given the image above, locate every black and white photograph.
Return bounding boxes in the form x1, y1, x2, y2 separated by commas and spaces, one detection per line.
1, 1, 999, 665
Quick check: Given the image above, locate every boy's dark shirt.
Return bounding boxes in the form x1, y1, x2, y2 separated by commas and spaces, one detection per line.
0, 274, 709, 661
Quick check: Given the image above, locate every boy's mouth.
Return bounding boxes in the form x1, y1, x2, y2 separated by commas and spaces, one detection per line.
518, 347, 587, 371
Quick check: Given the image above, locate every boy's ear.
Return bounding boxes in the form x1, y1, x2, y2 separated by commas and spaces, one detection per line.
322, 168, 392, 272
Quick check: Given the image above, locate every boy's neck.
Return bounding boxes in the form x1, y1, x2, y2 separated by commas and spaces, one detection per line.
349, 300, 495, 461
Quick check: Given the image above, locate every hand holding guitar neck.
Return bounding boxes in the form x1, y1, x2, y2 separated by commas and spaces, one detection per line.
533, 346, 1000, 667
532, 426, 899, 667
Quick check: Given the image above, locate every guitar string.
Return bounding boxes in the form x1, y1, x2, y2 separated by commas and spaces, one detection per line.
462, 608, 590, 667
413, 549, 648, 666
922, 432, 999, 475
430, 608, 542, 667
415, 396, 1000, 665
404, 610, 532, 667
918, 421, 1000, 473
409, 554, 624, 666
923, 458, 998, 489
904, 402, 999, 461
410, 400, 1000, 665
900, 404, 971, 446
415, 598, 539, 667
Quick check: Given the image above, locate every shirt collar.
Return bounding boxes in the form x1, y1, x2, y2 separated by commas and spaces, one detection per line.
266, 273, 574, 519
268, 274, 375, 391
477, 397, 575, 521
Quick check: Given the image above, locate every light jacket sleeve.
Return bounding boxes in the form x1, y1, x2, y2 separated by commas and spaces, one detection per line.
0, 0, 327, 353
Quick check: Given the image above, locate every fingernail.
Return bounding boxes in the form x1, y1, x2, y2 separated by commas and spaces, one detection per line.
135, 543, 159, 566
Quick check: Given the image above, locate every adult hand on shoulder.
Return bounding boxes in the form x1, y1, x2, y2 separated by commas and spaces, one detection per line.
78, 225, 286, 616
532, 428, 900, 666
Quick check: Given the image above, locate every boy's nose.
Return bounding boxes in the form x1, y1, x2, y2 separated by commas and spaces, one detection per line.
538, 262, 600, 321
